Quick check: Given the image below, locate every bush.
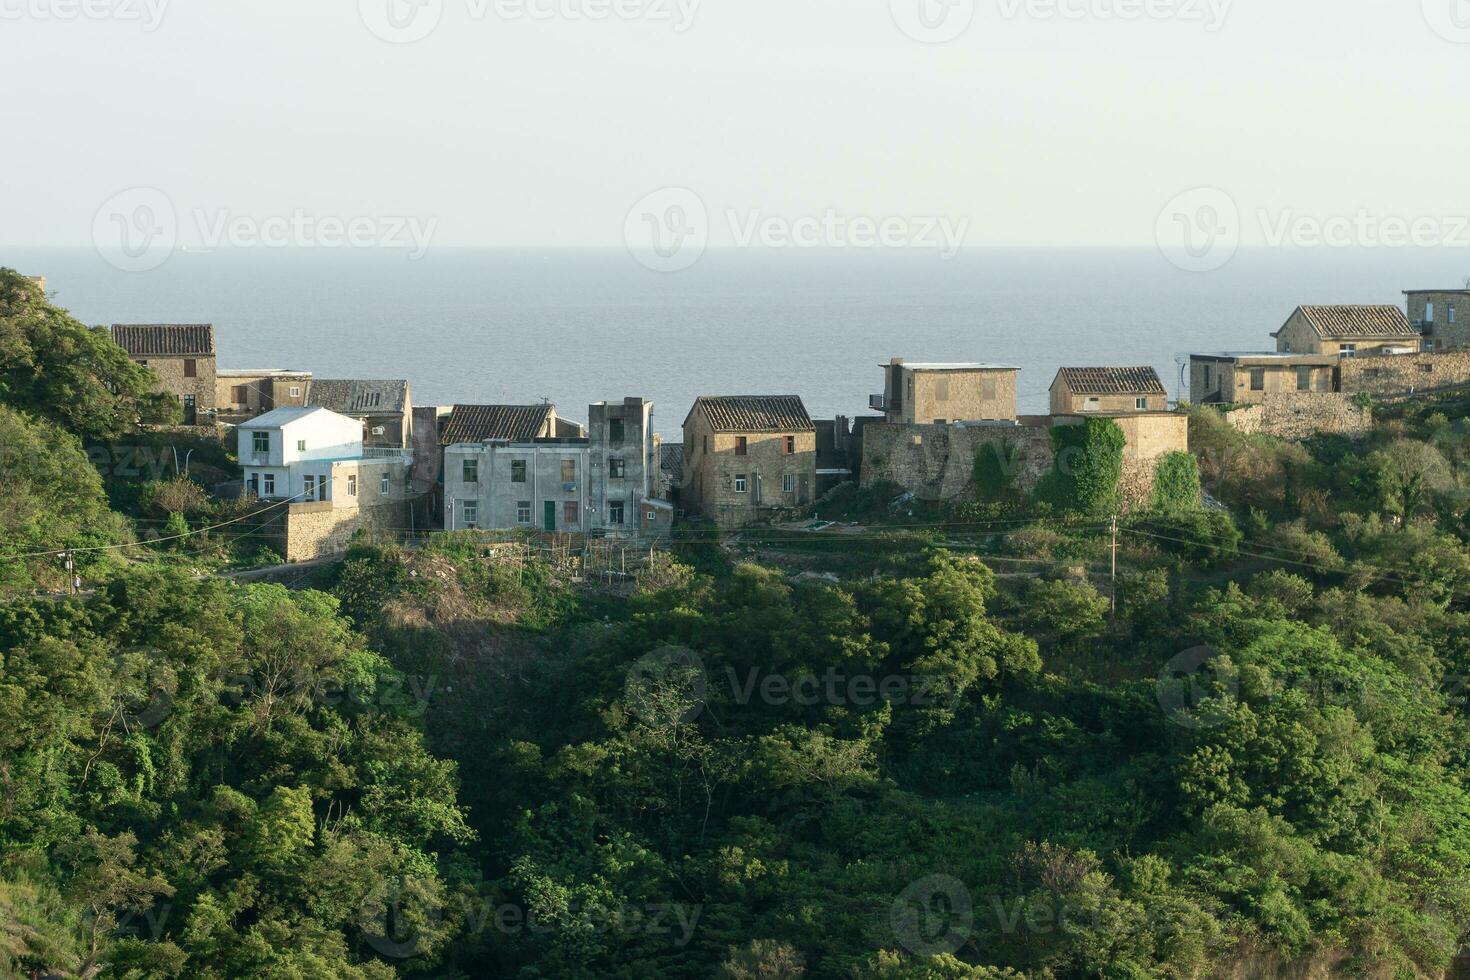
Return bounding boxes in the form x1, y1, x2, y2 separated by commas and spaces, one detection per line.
1132, 510, 1241, 565
1152, 452, 1203, 513
1035, 418, 1125, 515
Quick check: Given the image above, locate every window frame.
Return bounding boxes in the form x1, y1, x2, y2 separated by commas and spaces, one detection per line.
462, 458, 479, 484
252, 431, 270, 454
735, 436, 748, 456
734, 474, 748, 493
511, 459, 528, 483
1250, 368, 1266, 391
462, 500, 478, 529
516, 500, 532, 525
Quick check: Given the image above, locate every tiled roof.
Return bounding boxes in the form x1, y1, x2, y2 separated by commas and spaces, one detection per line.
308, 379, 408, 415
439, 404, 553, 445
688, 395, 814, 433
111, 324, 215, 357
659, 443, 684, 480
1054, 366, 1166, 396
1290, 305, 1419, 340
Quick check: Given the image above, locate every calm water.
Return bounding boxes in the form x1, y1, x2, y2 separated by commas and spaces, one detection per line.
8, 247, 1466, 438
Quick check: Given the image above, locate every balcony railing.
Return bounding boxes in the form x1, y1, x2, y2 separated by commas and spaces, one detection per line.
363, 447, 414, 461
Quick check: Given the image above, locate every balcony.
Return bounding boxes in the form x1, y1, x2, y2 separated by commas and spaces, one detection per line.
363, 447, 413, 462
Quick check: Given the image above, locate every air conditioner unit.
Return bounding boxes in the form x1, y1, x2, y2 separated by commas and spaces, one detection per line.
371, 426, 385, 435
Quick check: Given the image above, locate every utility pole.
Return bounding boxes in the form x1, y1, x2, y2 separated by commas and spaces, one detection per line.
1109, 514, 1119, 617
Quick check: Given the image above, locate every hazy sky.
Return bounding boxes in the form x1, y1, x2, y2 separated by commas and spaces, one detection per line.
3, 0, 1468, 249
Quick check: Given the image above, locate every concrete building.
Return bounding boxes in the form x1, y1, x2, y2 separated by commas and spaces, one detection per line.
1189, 353, 1336, 404
1050, 367, 1168, 414
111, 324, 217, 424
872, 359, 1018, 424
1272, 305, 1422, 356
307, 379, 413, 449
587, 397, 660, 538
682, 395, 817, 528
215, 369, 312, 423
443, 437, 591, 533
1405, 289, 1470, 351
237, 407, 414, 559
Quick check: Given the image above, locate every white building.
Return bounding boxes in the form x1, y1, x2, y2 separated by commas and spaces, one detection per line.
238, 406, 410, 508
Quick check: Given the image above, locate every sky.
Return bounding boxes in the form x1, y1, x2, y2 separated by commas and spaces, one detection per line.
3, 0, 1469, 251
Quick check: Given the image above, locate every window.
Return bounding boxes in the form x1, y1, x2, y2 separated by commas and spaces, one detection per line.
1135, 397, 1149, 410
563, 501, 580, 525
702, 435, 708, 454
231, 385, 247, 404
783, 474, 796, 493
1083, 397, 1101, 412
1250, 368, 1266, 391
247, 474, 258, 496
289, 385, 301, 397
646, 510, 657, 522
1451, 304, 1458, 324
516, 501, 532, 525
462, 458, 479, 483
783, 436, 795, 455
608, 418, 625, 446
347, 474, 357, 496
304, 475, 316, 499
136, 359, 148, 367
609, 500, 625, 524
561, 459, 577, 484
252, 431, 269, 454
380, 474, 390, 494
609, 457, 626, 478
263, 473, 276, 496
734, 474, 748, 493
1427, 301, 1436, 323
183, 359, 196, 378
1340, 344, 1357, 357
1421, 362, 1435, 374
1297, 366, 1311, 391
297, 439, 306, 451
735, 436, 748, 456
935, 377, 950, 401
462, 501, 478, 529
318, 476, 327, 501
511, 460, 527, 482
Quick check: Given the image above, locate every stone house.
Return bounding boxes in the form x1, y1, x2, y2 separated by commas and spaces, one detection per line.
1272, 305, 1422, 356
1049, 367, 1168, 414
1404, 289, 1470, 350
682, 395, 817, 529
307, 379, 413, 449
1189, 353, 1336, 404
215, 369, 312, 423
237, 406, 413, 560
111, 323, 217, 424
873, 358, 1018, 423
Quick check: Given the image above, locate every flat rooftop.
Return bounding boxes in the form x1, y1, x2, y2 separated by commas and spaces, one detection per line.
882, 362, 1020, 371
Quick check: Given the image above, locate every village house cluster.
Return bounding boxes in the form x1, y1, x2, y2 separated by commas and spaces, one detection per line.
49, 275, 1467, 560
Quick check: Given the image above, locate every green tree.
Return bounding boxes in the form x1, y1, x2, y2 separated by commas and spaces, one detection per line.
0, 268, 177, 441
1152, 451, 1203, 513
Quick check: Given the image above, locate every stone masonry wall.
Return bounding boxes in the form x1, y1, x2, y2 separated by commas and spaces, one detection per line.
860, 413, 1188, 509
1221, 394, 1372, 439
274, 499, 408, 561
1338, 350, 1470, 396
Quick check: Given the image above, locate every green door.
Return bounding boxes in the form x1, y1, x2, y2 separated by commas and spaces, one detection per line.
544, 500, 556, 532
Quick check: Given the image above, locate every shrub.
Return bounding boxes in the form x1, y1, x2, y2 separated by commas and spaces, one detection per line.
1152, 451, 1203, 513
1035, 418, 1125, 515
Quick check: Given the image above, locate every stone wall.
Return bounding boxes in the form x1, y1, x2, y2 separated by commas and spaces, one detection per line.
1219, 394, 1372, 439
1338, 349, 1470, 396
140, 355, 217, 422
860, 413, 1188, 509
260, 499, 408, 561
684, 415, 818, 528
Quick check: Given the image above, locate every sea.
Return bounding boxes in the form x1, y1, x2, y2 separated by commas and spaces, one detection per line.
8, 246, 1466, 439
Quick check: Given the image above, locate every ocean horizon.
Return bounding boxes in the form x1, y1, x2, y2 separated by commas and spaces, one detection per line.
8, 245, 1465, 438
